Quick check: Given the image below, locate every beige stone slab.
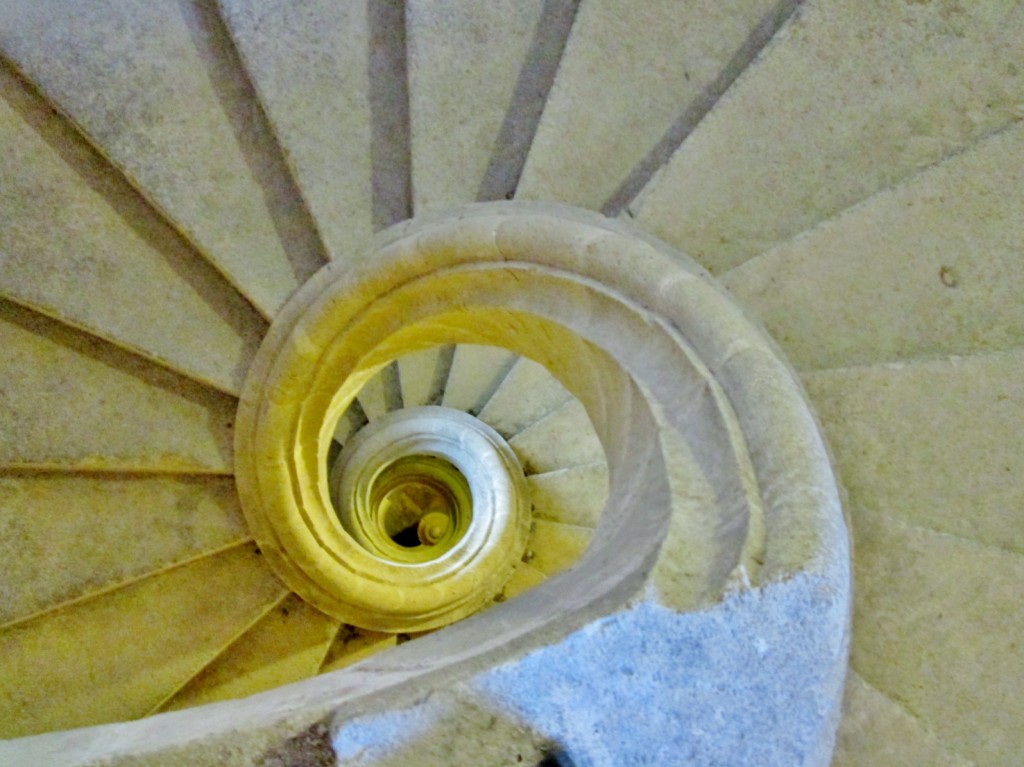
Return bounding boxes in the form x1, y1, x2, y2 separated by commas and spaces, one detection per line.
357, 362, 402, 421
397, 346, 451, 409
0, 300, 236, 473
509, 399, 605, 475
319, 625, 396, 675
332, 403, 368, 446
832, 670, 971, 767
517, 0, 783, 210
407, 0, 545, 211
477, 355, 572, 439
216, 0, 375, 261
500, 560, 547, 601
0, 474, 248, 626
441, 345, 517, 414
0, 0, 326, 317
526, 463, 607, 530
630, 0, 1024, 274
0, 63, 265, 396
524, 518, 592, 577
161, 593, 338, 711
803, 350, 1024, 554
725, 122, 1024, 371
850, 507, 1024, 766
0, 542, 286, 738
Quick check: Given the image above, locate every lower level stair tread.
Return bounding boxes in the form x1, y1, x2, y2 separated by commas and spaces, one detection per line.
319, 625, 397, 675
0, 542, 286, 738
159, 593, 339, 712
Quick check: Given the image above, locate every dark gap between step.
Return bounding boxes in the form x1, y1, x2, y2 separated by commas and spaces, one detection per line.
477, 0, 581, 203
606, 0, 804, 218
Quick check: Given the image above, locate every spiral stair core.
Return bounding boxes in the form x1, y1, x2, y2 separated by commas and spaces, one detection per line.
0, 1, 1022, 766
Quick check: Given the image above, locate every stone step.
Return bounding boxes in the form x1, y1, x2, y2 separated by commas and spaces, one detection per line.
0, 0, 327, 317
629, 0, 1024, 275
217, 0, 389, 256
319, 625, 397, 675
517, 0, 790, 212
406, 0, 575, 211
0, 474, 248, 628
0, 542, 285, 738
477, 356, 573, 439
524, 518, 592, 578
357, 362, 401, 421
0, 62, 266, 396
0, 300, 235, 473
831, 671, 971, 767
847, 507, 1024, 766
725, 121, 1024, 372
526, 463, 607, 530
509, 398, 604, 475
160, 592, 338, 712
441, 345, 518, 415
803, 349, 1024, 554
397, 346, 453, 409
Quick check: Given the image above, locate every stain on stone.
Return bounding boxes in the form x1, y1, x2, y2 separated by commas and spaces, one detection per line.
258, 721, 336, 767
939, 265, 959, 288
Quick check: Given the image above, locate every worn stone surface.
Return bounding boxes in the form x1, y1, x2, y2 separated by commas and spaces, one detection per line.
0, 0, 327, 317
406, 0, 547, 211
804, 350, 1024, 553
508, 400, 604, 474
0, 543, 285, 738
526, 463, 607, 530
517, 0, 787, 210
396, 347, 451, 409
0, 474, 248, 626
725, 121, 1024, 372
831, 671, 970, 767
441, 345, 517, 414
162, 594, 338, 712
631, 0, 1024, 274
477, 355, 572, 439
0, 62, 265, 396
0, 300, 236, 473
216, 0, 377, 261
847, 507, 1024, 766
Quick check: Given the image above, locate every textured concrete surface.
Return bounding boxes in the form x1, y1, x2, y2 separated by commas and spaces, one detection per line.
216, 0, 377, 261
0, 300, 236, 473
0, 62, 265, 396
725, 121, 1024, 372
631, 0, 1024, 274
0, 0, 327, 317
517, 0, 787, 210
526, 463, 608, 529
0, 474, 248, 625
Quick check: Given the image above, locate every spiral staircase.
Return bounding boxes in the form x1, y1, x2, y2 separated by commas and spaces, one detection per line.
0, 1, 1021, 765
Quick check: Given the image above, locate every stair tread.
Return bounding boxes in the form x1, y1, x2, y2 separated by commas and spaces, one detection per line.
501, 560, 547, 601
0, 474, 248, 627
803, 348, 1024, 555
319, 625, 396, 675
517, 0, 786, 211
0, 300, 235, 473
217, 0, 376, 259
724, 122, 1024, 372
441, 345, 517, 415
509, 399, 604, 474
0, 0, 327, 317
160, 593, 338, 711
849, 505, 1024, 766
406, 0, 549, 211
524, 518, 592, 577
629, 0, 1024, 275
831, 670, 973, 767
358, 362, 402, 421
397, 346, 451, 409
477, 356, 572, 438
0, 542, 286, 738
526, 463, 607, 530
0, 63, 266, 397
